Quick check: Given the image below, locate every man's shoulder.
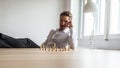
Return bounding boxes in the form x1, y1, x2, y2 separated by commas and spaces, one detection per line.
50, 29, 57, 32
49, 28, 58, 34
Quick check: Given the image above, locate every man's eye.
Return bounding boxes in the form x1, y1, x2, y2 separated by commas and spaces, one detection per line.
65, 21, 68, 22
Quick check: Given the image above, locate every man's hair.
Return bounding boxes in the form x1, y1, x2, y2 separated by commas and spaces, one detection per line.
60, 11, 72, 18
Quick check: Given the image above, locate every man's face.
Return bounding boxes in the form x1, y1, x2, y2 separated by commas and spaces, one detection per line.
60, 16, 71, 30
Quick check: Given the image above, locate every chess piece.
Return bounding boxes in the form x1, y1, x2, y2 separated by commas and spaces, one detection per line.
42, 45, 45, 51
40, 44, 44, 51
45, 46, 47, 51
60, 47, 62, 52
52, 43, 56, 52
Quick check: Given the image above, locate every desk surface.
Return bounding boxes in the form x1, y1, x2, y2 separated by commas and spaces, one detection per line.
0, 48, 82, 68
1, 48, 120, 68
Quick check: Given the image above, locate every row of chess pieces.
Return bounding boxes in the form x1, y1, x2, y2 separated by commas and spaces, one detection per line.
39, 44, 72, 52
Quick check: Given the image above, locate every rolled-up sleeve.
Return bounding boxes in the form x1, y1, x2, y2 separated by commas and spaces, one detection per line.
68, 28, 78, 50
41, 29, 56, 46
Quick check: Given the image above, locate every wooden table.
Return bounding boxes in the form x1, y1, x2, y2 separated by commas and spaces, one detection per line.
0, 48, 82, 68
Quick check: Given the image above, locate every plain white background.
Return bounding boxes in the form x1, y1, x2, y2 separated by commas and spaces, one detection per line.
0, 0, 66, 45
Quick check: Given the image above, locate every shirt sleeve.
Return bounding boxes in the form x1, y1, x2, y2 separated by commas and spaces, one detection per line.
68, 28, 78, 50
72, 27, 78, 50
41, 29, 56, 46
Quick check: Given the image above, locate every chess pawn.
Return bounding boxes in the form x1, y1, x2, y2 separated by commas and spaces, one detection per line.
65, 45, 69, 51
61, 47, 63, 52
40, 44, 43, 51
54, 46, 58, 52
45, 46, 47, 51
60, 47, 62, 52
42, 45, 44, 51
62, 47, 65, 51
63, 47, 66, 51
52, 43, 56, 51
47, 46, 51, 51
51, 47, 53, 51
67, 45, 70, 51
65, 45, 68, 51
51, 43, 55, 51
51, 47, 53, 52
64, 47, 67, 51
49, 46, 52, 51
42, 45, 46, 51
55, 47, 58, 52
39, 45, 41, 50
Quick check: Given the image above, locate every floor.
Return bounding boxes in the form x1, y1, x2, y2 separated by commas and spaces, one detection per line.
0, 48, 120, 68
79, 34, 120, 50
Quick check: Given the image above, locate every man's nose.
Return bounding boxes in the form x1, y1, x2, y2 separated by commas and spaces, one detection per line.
61, 22, 65, 25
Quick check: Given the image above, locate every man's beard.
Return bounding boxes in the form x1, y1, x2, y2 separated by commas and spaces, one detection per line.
60, 25, 66, 31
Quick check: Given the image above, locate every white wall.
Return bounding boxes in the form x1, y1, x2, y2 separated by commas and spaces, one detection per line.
0, 0, 66, 45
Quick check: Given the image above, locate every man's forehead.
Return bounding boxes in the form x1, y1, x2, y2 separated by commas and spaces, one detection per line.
60, 16, 70, 20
